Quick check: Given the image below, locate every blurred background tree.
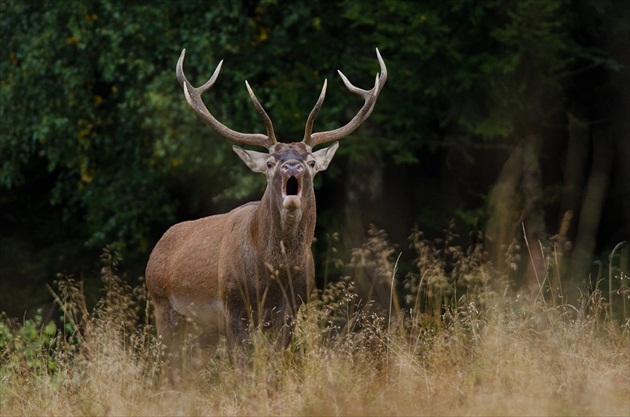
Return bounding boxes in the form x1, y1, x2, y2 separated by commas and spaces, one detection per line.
1, 0, 628, 316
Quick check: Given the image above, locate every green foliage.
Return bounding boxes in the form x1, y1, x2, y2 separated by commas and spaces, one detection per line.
0, 312, 58, 374
1, 0, 627, 315
2, 1, 176, 249
0, 0, 348, 249
341, 0, 593, 145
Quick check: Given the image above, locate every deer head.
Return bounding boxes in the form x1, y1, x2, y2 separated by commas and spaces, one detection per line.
175, 49, 386, 235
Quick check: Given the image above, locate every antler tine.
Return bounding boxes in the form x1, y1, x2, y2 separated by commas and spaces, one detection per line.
305, 48, 387, 148
302, 79, 328, 143
245, 81, 278, 144
197, 59, 223, 94
176, 49, 275, 149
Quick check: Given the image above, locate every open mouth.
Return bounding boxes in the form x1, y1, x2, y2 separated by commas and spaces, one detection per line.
285, 176, 300, 197
282, 176, 302, 210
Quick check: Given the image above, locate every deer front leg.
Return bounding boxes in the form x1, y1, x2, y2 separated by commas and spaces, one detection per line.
225, 308, 250, 350
224, 307, 252, 367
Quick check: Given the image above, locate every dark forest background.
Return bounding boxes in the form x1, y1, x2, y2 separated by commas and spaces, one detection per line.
1, 0, 629, 318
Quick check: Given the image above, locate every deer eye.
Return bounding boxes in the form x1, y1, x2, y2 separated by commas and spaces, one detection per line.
307, 160, 316, 168
267, 161, 275, 169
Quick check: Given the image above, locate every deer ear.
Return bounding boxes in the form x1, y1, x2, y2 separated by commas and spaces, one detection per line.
233, 146, 268, 173
312, 141, 339, 172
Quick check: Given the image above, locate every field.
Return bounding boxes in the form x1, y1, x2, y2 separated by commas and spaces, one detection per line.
1, 231, 628, 416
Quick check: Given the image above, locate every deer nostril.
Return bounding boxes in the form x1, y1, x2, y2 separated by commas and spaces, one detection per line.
282, 162, 304, 175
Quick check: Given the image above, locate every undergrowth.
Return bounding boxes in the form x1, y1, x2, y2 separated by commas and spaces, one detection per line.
1, 230, 628, 416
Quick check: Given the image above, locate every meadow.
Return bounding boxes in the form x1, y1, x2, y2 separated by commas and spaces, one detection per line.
1, 229, 628, 416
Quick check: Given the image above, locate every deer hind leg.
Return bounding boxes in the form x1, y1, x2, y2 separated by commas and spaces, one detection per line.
153, 298, 203, 383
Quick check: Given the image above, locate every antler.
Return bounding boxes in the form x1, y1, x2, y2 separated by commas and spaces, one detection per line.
176, 49, 277, 148
303, 48, 387, 147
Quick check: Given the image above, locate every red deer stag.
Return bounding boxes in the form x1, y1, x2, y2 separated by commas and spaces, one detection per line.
146, 48, 387, 365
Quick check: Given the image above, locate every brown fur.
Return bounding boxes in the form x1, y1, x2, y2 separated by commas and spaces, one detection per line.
146, 143, 336, 369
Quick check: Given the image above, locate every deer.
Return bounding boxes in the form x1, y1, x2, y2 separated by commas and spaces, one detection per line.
146, 48, 386, 370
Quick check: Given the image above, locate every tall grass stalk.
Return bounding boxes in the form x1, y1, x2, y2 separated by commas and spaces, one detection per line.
609, 241, 627, 318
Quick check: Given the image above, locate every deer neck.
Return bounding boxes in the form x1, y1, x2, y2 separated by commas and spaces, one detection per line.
251, 188, 316, 260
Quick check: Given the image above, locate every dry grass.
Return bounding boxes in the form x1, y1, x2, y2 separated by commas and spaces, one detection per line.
1, 233, 628, 416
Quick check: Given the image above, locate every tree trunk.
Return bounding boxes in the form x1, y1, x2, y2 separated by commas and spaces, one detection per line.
520, 134, 547, 289
485, 135, 547, 289
566, 128, 613, 303
342, 151, 384, 253
485, 143, 523, 274
560, 112, 590, 236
